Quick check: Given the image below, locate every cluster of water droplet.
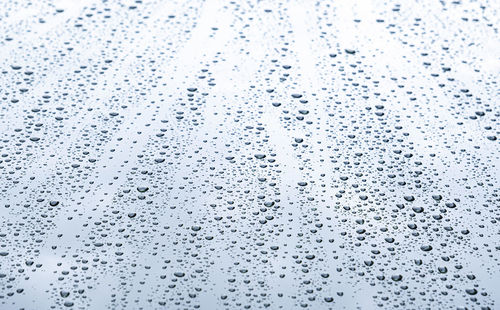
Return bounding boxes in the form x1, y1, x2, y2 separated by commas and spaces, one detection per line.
0, 0, 498, 309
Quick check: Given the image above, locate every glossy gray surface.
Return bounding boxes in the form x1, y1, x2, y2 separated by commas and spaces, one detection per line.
0, 0, 499, 309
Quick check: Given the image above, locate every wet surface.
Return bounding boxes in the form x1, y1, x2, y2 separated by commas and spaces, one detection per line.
0, 0, 499, 309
